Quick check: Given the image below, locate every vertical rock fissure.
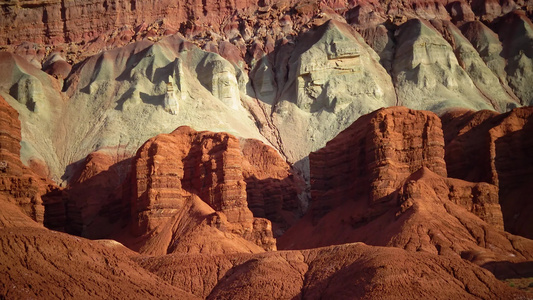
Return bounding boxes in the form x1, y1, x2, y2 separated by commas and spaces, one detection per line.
60, 0, 68, 43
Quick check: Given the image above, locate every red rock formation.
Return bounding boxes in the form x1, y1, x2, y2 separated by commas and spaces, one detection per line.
2, 0, 531, 66
442, 107, 533, 239
60, 150, 133, 237
0, 95, 61, 227
390, 167, 530, 262
0, 0, 266, 46
131, 126, 276, 254
0, 95, 24, 177
240, 138, 305, 236
279, 107, 533, 269
309, 107, 447, 223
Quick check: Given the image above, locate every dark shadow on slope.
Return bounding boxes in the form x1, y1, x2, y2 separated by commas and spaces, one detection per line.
244, 174, 303, 237
482, 261, 533, 280
140, 92, 164, 107
45, 156, 133, 239
494, 113, 533, 239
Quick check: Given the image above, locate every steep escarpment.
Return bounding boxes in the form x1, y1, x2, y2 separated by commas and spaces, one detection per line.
128, 126, 308, 255
0, 95, 61, 228
442, 107, 533, 240
308, 107, 447, 221
279, 107, 533, 270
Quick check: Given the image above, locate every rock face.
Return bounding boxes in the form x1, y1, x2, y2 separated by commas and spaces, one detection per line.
0, 95, 24, 176
0, 95, 61, 227
279, 107, 533, 269
442, 107, 533, 239
269, 20, 397, 165
131, 126, 279, 254
494, 11, 533, 106
392, 19, 496, 113
309, 107, 447, 219
59, 150, 133, 237
0, 0, 266, 46
240, 138, 306, 236
0, 35, 273, 184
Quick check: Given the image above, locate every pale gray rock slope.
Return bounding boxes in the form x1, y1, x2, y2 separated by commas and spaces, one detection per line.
0, 8, 532, 182
1, 36, 267, 182
435, 20, 520, 112
496, 11, 533, 106
270, 20, 397, 167
392, 19, 494, 113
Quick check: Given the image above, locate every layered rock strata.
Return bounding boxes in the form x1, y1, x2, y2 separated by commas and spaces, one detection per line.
442, 107, 533, 239
279, 107, 533, 269
309, 106, 447, 221
131, 126, 283, 254
0, 95, 61, 227
1, 1, 533, 187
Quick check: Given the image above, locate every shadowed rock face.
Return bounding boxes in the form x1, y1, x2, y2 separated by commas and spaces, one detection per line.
240, 138, 306, 236
442, 107, 533, 239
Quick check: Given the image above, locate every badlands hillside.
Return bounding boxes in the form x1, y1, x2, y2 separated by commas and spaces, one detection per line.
1, 0, 533, 298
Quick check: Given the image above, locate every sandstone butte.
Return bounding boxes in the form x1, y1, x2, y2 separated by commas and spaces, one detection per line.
1, 0, 533, 299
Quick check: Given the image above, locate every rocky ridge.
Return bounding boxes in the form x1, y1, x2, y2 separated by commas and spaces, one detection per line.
442, 106, 533, 239
0, 0, 532, 185
1, 100, 533, 297
279, 107, 533, 274
1, 0, 533, 298
130, 126, 277, 254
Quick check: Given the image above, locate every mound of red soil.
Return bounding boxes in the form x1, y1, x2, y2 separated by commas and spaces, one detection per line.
137, 241, 527, 299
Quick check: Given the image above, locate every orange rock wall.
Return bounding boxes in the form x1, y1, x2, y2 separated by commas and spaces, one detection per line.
310, 107, 447, 222
0, 95, 61, 226
442, 107, 533, 239
132, 126, 277, 250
